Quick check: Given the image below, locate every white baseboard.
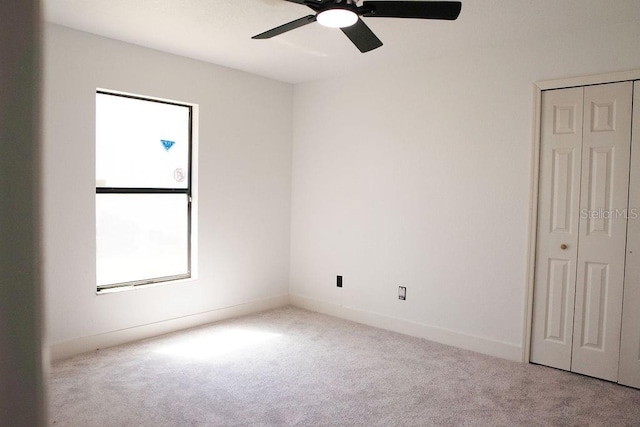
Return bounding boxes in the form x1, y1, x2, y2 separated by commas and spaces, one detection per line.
51, 294, 523, 363
50, 294, 290, 361
290, 294, 523, 362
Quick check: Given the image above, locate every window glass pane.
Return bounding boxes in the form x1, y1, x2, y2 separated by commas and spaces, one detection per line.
96, 194, 189, 286
96, 93, 190, 189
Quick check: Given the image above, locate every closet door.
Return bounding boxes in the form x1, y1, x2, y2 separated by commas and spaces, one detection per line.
530, 87, 584, 370
570, 81, 633, 382
619, 81, 640, 389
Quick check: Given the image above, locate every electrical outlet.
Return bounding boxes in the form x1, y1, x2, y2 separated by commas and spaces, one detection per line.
398, 286, 406, 300
337, 275, 343, 288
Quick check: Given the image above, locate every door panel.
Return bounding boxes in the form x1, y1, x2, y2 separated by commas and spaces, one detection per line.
571, 81, 633, 382
619, 81, 640, 389
544, 259, 571, 342
585, 147, 614, 236
551, 149, 576, 233
579, 262, 608, 350
531, 87, 583, 370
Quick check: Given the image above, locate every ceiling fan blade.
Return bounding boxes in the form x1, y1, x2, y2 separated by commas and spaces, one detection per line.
362, 1, 462, 20
252, 15, 317, 39
341, 18, 383, 53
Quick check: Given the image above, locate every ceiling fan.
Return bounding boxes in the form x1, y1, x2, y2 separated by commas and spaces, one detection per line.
252, 0, 462, 53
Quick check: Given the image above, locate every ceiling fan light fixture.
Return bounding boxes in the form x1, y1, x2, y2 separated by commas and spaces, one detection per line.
317, 9, 358, 28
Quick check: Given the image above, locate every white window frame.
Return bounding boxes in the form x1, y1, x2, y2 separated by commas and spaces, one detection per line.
95, 90, 194, 292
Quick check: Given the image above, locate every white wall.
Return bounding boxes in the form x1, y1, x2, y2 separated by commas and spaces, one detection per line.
45, 4, 640, 363
290, 13, 640, 359
43, 24, 292, 350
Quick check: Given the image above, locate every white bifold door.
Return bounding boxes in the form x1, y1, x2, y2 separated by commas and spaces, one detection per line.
531, 80, 640, 388
619, 81, 640, 388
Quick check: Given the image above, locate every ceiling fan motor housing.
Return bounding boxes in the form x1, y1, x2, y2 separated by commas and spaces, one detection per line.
321, 0, 358, 12
316, 0, 375, 15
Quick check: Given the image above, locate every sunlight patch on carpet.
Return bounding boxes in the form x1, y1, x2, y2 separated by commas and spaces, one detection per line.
154, 329, 281, 360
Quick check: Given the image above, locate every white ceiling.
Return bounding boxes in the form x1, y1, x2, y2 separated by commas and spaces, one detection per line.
43, 0, 640, 84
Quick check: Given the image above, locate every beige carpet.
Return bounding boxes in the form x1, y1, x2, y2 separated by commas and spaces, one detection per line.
49, 306, 640, 426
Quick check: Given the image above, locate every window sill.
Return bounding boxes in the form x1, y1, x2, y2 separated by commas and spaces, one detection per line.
96, 276, 196, 295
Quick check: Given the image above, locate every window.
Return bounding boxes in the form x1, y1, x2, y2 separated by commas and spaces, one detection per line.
95, 91, 192, 291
